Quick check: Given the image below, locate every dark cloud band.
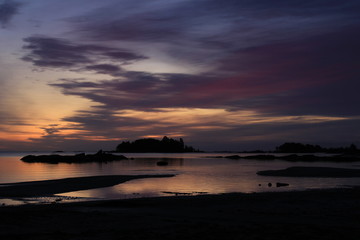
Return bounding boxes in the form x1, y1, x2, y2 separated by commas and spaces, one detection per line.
0, 0, 21, 28
22, 36, 147, 71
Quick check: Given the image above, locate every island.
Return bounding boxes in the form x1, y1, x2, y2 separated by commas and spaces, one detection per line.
21, 150, 127, 163
115, 136, 200, 153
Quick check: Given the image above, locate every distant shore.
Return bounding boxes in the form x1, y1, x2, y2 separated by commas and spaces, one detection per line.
216, 153, 360, 162
0, 187, 359, 239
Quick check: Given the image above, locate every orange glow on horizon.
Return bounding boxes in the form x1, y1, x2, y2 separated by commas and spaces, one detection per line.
0, 125, 43, 142
2, 106, 350, 146
140, 133, 186, 139
116, 108, 349, 127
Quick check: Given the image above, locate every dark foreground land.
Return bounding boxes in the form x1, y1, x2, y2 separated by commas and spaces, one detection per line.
0, 187, 359, 240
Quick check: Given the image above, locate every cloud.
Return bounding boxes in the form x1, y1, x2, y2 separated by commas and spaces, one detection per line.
47, 23, 360, 117
70, 0, 360, 48
23, 106, 353, 151
41, 125, 60, 135
65, 0, 360, 74
187, 118, 360, 151
0, 0, 21, 28
84, 64, 123, 76
22, 1, 360, 115
49, 72, 222, 111
14, 0, 360, 150
22, 37, 92, 68
21, 36, 147, 71
219, 25, 360, 116
41, 19, 360, 151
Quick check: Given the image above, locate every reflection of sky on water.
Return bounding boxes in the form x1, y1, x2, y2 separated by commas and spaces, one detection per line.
0, 198, 24, 206
1, 153, 360, 204
57, 166, 360, 201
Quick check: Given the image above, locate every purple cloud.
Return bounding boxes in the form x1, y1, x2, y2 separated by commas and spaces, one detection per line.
21, 36, 147, 70
0, 0, 21, 28
21, 1, 360, 117
84, 64, 123, 76
59, 0, 360, 76
14, 0, 360, 151
47, 22, 360, 117
71, 0, 360, 47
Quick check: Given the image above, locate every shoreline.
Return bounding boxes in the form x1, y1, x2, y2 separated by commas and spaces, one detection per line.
1, 165, 359, 203
0, 174, 175, 198
0, 187, 359, 239
257, 166, 360, 177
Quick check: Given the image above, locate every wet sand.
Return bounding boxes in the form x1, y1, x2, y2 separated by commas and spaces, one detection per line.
0, 187, 359, 240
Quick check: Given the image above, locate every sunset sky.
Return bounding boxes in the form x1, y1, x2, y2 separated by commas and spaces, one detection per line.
0, 0, 359, 151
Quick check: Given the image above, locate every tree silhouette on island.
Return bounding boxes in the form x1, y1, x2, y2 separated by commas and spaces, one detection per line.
115, 136, 200, 153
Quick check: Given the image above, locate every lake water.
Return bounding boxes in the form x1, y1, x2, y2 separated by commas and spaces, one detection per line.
1, 152, 359, 205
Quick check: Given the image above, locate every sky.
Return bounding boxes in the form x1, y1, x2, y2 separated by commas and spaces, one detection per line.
0, 0, 359, 151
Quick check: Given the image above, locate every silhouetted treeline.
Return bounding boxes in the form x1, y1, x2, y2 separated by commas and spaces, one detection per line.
275, 142, 359, 153
115, 136, 200, 153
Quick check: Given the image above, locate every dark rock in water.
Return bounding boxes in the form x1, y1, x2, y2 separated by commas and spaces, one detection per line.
156, 161, 168, 166
243, 155, 277, 160
21, 150, 127, 164
162, 191, 192, 196
224, 155, 241, 159
276, 182, 290, 187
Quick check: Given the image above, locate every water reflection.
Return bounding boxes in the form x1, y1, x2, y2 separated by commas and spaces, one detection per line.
1, 153, 360, 204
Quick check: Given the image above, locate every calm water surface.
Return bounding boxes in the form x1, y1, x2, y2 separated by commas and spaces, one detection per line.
0, 152, 359, 205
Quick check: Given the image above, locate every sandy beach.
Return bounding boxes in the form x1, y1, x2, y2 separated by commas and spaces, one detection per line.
0, 186, 359, 239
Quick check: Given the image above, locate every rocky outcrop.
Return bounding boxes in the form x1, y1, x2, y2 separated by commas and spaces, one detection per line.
21, 150, 127, 164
